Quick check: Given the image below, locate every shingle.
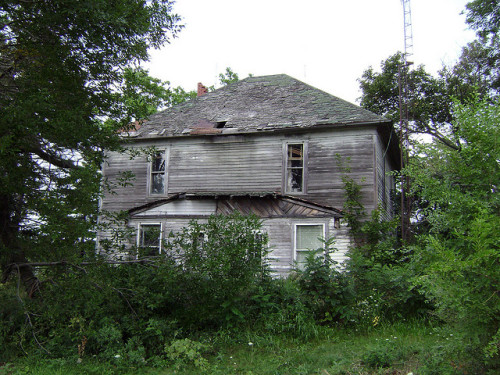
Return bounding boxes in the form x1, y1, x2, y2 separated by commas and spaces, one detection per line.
131, 74, 389, 139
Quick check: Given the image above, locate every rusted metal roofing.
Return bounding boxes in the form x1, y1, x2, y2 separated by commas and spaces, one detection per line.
122, 74, 391, 139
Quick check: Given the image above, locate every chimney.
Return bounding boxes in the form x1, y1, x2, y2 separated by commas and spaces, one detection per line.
197, 82, 208, 96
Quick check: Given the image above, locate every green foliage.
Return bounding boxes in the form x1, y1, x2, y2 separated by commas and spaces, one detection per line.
164, 338, 210, 371
0, 213, 278, 362
296, 238, 354, 324
218, 67, 240, 86
163, 212, 271, 328
465, 0, 500, 43
335, 154, 365, 236
0, 0, 183, 293
358, 53, 458, 147
361, 340, 402, 369
407, 98, 500, 368
119, 67, 196, 122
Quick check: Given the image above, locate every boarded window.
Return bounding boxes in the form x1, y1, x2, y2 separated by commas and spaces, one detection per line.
295, 224, 324, 268
150, 151, 166, 194
286, 144, 304, 193
138, 224, 162, 256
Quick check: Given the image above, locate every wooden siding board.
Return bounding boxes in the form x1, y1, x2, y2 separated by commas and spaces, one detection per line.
101, 127, 381, 218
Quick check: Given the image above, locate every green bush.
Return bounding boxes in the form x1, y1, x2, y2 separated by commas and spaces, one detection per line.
0, 213, 275, 362
296, 238, 354, 325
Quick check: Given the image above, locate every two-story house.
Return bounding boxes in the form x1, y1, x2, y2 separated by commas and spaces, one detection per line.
99, 74, 399, 275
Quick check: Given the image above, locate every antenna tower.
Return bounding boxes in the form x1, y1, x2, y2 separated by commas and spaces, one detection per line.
399, 0, 413, 242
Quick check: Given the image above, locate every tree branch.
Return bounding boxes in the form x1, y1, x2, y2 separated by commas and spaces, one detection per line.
6, 259, 157, 269
28, 145, 80, 170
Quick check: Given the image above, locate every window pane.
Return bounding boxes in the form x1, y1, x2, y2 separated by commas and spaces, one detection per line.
288, 144, 302, 158
151, 173, 164, 194
286, 144, 304, 193
296, 225, 323, 250
287, 168, 303, 192
288, 159, 303, 168
140, 225, 161, 248
296, 250, 310, 265
152, 153, 165, 172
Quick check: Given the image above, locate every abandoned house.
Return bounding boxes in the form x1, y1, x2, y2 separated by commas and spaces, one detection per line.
98, 74, 400, 275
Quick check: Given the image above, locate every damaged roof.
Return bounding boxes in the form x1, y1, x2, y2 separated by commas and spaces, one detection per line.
128, 192, 343, 219
123, 74, 390, 139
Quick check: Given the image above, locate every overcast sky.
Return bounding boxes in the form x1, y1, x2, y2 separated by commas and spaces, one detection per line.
146, 0, 476, 104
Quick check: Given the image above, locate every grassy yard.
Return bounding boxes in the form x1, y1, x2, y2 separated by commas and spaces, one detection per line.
1, 321, 463, 375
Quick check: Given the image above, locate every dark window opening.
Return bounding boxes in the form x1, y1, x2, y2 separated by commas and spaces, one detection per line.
215, 121, 227, 128
286, 144, 304, 193
151, 151, 166, 194
138, 224, 162, 256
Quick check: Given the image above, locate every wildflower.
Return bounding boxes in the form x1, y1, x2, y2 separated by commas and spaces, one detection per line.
114, 354, 121, 358
248, 342, 253, 346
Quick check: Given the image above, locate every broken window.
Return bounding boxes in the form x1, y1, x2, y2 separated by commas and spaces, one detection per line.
150, 151, 166, 194
286, 143, 305, 193
138, 223, 162, 256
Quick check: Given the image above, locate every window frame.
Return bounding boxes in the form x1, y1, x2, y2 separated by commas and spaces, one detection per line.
293, 223, 325, 268
249, 229, 268, 262
136, 222, 163, 256
148, 148, 169, 196
283, 141, 308, 194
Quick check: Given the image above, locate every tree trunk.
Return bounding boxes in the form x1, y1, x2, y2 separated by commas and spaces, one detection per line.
0, 194, 40, 297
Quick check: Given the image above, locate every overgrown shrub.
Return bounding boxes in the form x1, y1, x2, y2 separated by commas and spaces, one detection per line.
296, 238, 354, 325
0, 213, 274, 361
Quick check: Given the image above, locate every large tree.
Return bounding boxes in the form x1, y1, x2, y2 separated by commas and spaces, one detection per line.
0, 0, 182, 294
359, 0, 500, 150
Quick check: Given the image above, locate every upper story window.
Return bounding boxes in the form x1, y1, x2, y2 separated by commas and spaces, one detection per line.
150, 150, 167, 195
285, 143, 306, 193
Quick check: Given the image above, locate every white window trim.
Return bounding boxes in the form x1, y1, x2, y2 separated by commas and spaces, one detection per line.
293, 223, 326, 261
137, 222, 163, 255
148, 148, 169, 196
283, 141, 308, 195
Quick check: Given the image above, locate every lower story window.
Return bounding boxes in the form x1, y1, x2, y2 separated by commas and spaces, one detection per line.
249, 230, 268, 261
294, 224, 324, 269
137, 223, 162, 256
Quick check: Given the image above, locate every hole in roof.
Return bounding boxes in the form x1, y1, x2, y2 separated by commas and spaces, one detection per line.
215, 121, 227, 128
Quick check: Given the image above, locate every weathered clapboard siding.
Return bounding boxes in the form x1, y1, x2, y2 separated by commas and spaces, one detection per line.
168, 137, 282, 193
375, 134, 396, 220
102, 127, 380, 214
303, 131, 376, 212
122, 214, 350, 276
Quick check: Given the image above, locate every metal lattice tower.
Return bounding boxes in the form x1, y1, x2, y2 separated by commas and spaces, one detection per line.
402, 0, 414, 63
399, 0, 413, 242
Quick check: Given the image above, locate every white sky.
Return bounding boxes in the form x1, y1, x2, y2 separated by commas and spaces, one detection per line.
146, 0, 476, 104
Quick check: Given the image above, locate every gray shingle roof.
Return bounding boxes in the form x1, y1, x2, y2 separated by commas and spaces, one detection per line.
125, 74, 390, 139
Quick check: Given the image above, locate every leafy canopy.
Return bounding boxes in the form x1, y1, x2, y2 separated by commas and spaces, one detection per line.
0, 0, 183, 290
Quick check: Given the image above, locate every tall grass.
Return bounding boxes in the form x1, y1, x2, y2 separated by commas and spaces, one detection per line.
3, 320, 466, 375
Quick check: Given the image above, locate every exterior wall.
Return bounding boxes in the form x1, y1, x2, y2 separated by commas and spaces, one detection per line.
375, 134, 397, 220
98, 127, 392, 274
126, 214, 351, 277
101, 127, 379, 213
